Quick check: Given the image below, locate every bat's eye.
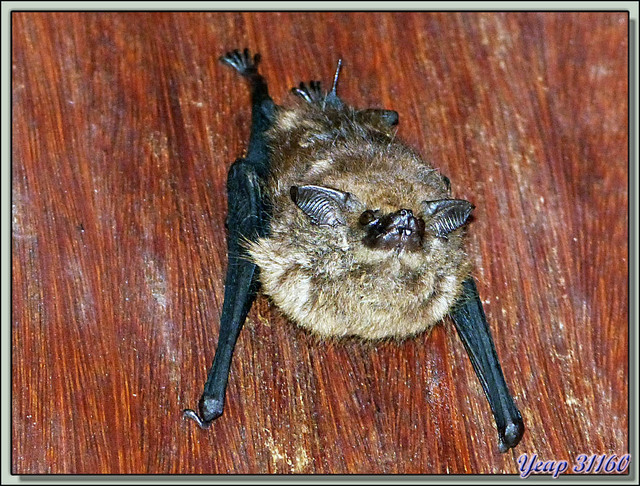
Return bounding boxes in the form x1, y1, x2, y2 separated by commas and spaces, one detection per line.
359, 209, 379, 226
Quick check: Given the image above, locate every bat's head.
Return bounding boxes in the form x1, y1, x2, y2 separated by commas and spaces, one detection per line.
290, 183, 474, 255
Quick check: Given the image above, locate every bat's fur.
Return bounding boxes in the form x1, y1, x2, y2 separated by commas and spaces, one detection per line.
249, 102, 472, 339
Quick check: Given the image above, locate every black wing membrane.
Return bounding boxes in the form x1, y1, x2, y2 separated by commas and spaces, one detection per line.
450, 277, 525, 452
183, 49, 275, 428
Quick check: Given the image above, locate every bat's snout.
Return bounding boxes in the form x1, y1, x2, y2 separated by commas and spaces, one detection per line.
362, 208, 425, 251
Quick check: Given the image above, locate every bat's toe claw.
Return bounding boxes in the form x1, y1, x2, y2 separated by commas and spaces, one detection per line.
182, 396, 224, 429
220, 48, 260, 77
291, 80, 324, 104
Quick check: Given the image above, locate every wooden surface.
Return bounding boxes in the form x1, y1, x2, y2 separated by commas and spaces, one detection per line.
12, 12, 629, 475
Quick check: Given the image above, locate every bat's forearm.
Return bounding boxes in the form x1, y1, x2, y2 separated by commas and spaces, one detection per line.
450, 278, 525, 452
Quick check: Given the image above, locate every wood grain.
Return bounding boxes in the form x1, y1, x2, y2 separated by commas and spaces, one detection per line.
12, 11, 629, 474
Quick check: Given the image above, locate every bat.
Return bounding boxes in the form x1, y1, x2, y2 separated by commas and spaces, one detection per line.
183, 48, 525, 453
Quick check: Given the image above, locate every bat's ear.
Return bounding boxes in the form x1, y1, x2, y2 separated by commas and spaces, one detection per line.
290, 185, 361, 227
422, 199, 474, 237
356, 109, 399, 127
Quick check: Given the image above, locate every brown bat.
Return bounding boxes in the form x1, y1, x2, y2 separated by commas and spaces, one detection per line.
183, 48, 525, 452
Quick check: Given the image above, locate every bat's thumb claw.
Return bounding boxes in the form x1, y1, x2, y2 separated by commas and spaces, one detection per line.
182, 397, 224, 429
182, 408, 213, 429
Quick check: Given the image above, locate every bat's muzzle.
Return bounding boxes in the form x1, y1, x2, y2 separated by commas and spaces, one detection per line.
363, 208, 425, 251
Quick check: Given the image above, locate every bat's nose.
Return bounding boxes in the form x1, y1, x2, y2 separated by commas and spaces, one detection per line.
362, 208, 425, 251
397, 208, 413, 224
392, 209, 421, 234
389, 209, 425, 247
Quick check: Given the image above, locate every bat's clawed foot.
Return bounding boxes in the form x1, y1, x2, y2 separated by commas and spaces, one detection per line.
498, 417, 525, 453
182, 396, 224, 429
291, 80, 324, 104
220, 48, 261, 77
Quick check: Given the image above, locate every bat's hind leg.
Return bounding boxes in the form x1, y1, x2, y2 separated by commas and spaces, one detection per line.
220, 48, 276, 171
183, 48, 274, 429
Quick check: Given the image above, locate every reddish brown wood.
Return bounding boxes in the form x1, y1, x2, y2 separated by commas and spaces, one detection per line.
12, 12, 628, 474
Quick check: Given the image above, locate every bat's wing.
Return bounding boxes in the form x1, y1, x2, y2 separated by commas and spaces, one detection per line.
183, 49, 274, 428
450, 277, 525, 452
